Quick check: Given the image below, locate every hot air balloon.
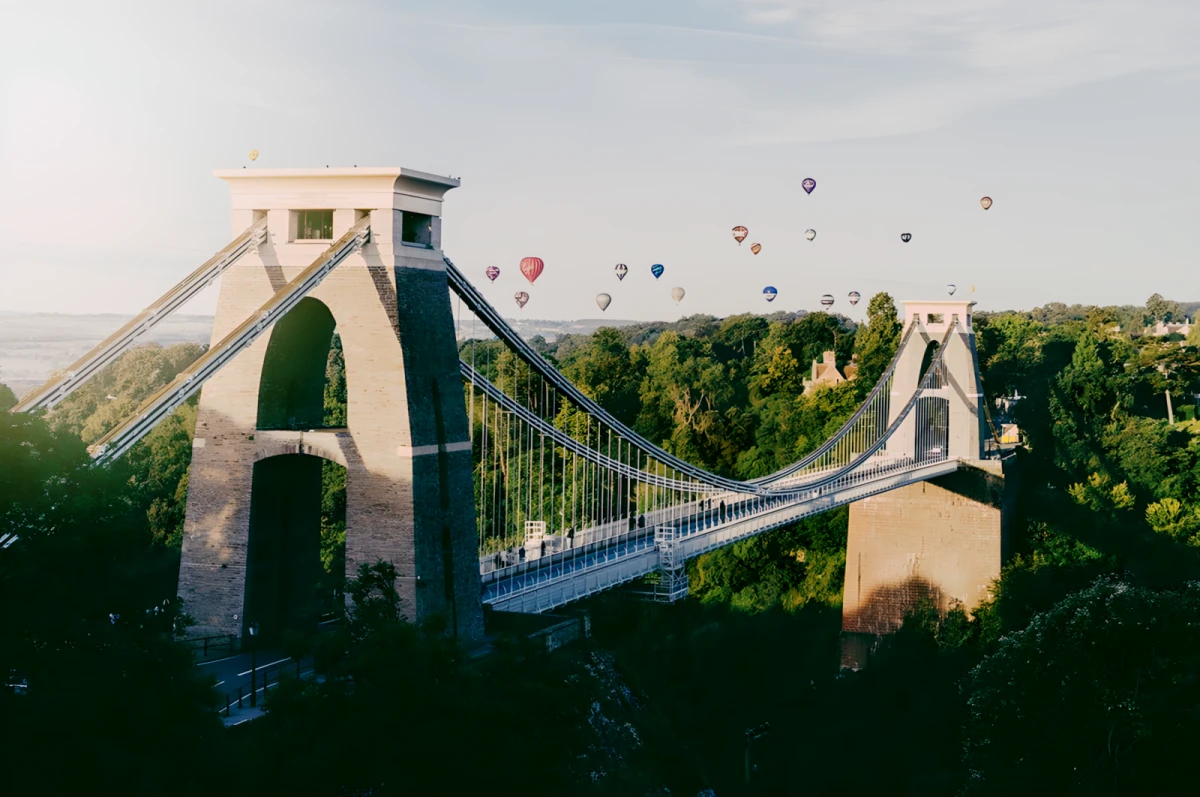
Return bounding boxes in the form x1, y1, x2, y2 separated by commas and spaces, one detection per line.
596, 293, 612, 311
802, 178, 816, 195
520, 257, 544, 284
671, 287, 686, 304
650, 263, 665, 279
970, 285, 976, 293
763, 286, 778, 302
805, 229, 816, 241
750, 243, 762, 255
946, 284, 957, 296
485, 266, 500, 282
732, 226, 748, 245
848, 291, 861, 306
614, 263, 628, 281
249, 149, 259, 162
514, 292, 530, 308
820, 294, 835, 308
901, 233, 912, 243
980, 196, 993, 210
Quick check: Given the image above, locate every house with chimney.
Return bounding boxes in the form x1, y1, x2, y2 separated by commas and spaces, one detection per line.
803, 351, 857, 394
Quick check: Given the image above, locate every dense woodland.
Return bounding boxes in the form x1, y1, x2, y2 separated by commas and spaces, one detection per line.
2, 292, 1200, 795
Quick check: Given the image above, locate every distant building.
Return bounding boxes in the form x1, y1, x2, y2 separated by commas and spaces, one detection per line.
803, 351, 856, 394
1146, 317, 1193, 338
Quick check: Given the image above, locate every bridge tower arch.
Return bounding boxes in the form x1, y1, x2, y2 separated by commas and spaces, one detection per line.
178, 168, 483, 642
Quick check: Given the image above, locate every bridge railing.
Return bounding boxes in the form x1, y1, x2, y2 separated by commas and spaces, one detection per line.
181, 634, 238, 659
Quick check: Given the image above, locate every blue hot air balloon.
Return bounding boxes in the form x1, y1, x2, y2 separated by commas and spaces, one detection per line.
763, 286, 778, 302
650, 263, 664, 279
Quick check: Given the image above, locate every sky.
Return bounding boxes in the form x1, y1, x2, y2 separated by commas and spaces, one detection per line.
2, 0, 1199, 323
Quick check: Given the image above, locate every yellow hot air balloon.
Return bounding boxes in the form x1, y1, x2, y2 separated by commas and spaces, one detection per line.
249, 149, 259, 162
980, 196, 992, 210
750, 243, 762, 255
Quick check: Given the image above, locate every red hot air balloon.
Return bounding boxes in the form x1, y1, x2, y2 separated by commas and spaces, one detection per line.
519, 257, 544, 284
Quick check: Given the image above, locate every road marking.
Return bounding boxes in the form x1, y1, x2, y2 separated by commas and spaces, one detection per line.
197, 654, 240, 667
237, 657, 289, 676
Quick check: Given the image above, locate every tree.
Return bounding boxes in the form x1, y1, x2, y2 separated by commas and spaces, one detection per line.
0, 411, 220, 796
852, 292, 901, 388
962, 577, 1200, 796
565, 327, 644, 427
0, 382, 15, 412
1144, 292, 1180, 325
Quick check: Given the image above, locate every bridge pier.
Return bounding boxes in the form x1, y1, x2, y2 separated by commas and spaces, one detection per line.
839, 458, 1017, 669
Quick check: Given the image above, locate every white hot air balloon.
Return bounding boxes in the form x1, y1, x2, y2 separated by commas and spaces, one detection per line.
671, 287, 686, 304
805, 229, 816, 241
946, 284, 957, 296
596, 293, 612, 311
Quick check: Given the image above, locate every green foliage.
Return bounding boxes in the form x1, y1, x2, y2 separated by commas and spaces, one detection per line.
317, 459, 347, 615
1144, 291, 1181, 323
852, 292, 901, 388
962, 577, 1200, 795
235, 562, 609, 795
49, 342, 205, 443
1145, 497, 1200, 543
322, 332, 347, 426
689, 508, 849, 613
0, 411, 219, 796
0, 381, 15, 412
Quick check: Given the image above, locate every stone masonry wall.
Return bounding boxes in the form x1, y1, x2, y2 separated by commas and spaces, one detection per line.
840, 460, 1013, 667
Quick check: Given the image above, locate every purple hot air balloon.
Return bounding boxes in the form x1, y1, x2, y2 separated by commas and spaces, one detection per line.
485, 266, 500, 282
514, 291, 529, 309
802, 177, 816, 195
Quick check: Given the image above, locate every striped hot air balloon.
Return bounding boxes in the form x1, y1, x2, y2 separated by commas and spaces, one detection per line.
520, 257, 544, 284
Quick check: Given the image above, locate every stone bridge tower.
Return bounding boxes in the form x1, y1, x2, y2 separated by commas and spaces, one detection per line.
841, 301, 1016, 668
178, 168, 483, 642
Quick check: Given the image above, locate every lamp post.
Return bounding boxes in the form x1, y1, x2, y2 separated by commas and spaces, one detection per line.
744, 721, 770, 786
248, 621, 259, 708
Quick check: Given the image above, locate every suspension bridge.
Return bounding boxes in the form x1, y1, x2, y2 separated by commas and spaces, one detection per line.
10, 166, 1011, 653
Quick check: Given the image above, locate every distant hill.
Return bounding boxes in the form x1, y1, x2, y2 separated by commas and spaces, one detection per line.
0, 312, 645, 399
0, 312, 214, 399
481, 317, 641, 342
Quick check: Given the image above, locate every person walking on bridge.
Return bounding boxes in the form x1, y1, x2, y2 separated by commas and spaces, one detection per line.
719, 501, 726, 522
